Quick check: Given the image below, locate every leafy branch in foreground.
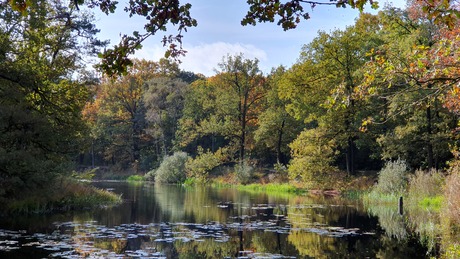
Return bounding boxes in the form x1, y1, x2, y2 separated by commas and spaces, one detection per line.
8, 0, 459, 76
242, 0, 378, 30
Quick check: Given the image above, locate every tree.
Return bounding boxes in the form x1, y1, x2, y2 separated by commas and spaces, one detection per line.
254, 66, 303, 165
0, 1, 104, 198
288, 125, 338, 184
359, 6, 459, 169
83, 59, 182, 170
280, 14, 384, 175
217, 54, 267, 162
177, 54, 266, 164
176, 78, 227, 153
144, 77, 189, 157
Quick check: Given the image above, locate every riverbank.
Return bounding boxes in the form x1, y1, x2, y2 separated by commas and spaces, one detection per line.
0, 177, 122, 215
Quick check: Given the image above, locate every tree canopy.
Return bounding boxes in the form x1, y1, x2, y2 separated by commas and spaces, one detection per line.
10, 0, 458, 76
0, 0, 104, 198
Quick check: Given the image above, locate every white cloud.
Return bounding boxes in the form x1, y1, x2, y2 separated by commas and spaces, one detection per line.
132, 42, 268, 77
131, 44, 165, 62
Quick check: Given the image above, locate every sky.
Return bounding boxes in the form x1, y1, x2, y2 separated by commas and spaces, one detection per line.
94, 0, 407, 76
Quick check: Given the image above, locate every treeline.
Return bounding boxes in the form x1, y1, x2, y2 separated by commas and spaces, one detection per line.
80, 5, 460, 184
2, 0, 460, 200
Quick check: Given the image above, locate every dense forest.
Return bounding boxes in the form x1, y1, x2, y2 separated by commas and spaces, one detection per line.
76, 5, 460, 183
1, 0, 460, 210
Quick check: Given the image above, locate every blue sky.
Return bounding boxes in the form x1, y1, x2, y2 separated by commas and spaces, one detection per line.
94, 0, 407, 76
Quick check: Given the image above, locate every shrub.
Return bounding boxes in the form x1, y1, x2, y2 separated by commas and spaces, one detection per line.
274, 162, 287, 174
407, 169, 444, 205
185, 147, 227, 182
373, 159, 408, 195
287, 127, 337, 184
145, 152, 189, 183
235, 160, 254, 184
445, 165, 460, 224
268, 162, 289, 183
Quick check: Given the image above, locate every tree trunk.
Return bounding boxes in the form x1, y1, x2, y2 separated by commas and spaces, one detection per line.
239, 90, 249, 162
240, 127, 246, 162
132, 122, 140, 162
426, 105, 434, 169
346, 136, 355, 175
276, 119, 286, 164
91, 139, 95, 168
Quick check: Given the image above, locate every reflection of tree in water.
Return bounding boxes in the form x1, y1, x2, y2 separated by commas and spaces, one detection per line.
285, 195, 421, 258
173, 238, 237, 258
366, 203, 437, 257
285, 200, 344, 259
252, 231, 299, 256
374, 235, 427, 259
366, 203, 408, 240
288, 231, 337, 258
68, 223, 129, 255
93, 238, 128, 254
70, 183, 432, 257
182, 186, 230, 223
406, 207, 441, 254
152, 184, 187, 222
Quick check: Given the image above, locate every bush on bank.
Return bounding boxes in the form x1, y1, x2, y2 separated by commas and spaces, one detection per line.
145, 152, 189, 183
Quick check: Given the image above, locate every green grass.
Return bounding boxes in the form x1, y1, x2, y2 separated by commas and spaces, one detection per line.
4, 178, 122, 214
237, 183, 306, 195
126, 175, 145, 182
418, 196, 444, 212
363, 190, 401, 205
444, 243, 460, 259
210, 182, 234, 189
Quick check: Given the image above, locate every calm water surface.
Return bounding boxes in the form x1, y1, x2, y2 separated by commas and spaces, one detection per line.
0, 182, 430, 258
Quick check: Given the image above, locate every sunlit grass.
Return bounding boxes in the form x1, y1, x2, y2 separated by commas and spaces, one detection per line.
237, 183, 306, 195
126, 175, 145, 182
418, 196, 444, 212
444, 243, 460, 259
4, 178, 122, 214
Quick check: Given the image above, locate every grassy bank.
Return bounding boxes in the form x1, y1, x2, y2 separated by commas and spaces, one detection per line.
362, 161, 460, 259
1, 178, 122, 215
237, 183, 306, 195
127, 174, 145, 182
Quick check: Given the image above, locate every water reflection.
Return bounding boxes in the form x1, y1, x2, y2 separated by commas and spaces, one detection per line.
366, 200, 443, 256
0, 182, 430, 258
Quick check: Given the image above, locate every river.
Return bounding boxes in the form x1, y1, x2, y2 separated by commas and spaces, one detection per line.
0, 181, 430, 258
